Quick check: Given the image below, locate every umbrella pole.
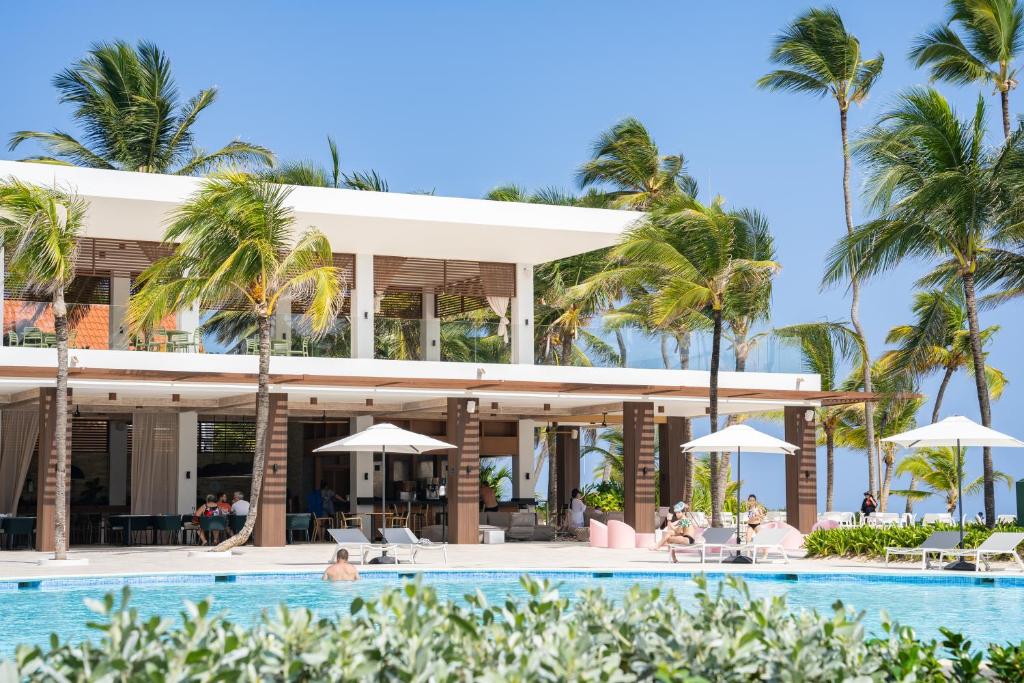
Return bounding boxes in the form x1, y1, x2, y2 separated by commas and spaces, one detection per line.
946, 438, 974, 571
722, 446, 752, 564
373, 446, 397, 564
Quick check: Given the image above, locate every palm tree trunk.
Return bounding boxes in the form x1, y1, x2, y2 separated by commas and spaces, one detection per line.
660, 334, 670, 369
682, 418, 693, 506
676, 331, 690, 369
880, 449, 894, 512
216, 313, 271, 550
615, 329, 627, 368
53, 289, 69, 561
961, 271, 995, 527
931, 366, 955, 424
825, 427, 835, 513
841, 106, 878, 497
1001, 88, 1011, 140
708, 308, 723, 527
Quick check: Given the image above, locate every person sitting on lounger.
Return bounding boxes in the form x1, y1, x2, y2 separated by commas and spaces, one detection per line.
652, 502, 696, 549
323, 548, 359, 582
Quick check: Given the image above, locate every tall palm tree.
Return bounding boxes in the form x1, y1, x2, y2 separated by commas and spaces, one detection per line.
587, 194, 780, 526
758, 6, 884, 497
582, 427, 624, 483
893, 447, 1012, 513
127, 172, 342, 549
884, 289, 1006, 425
0, 179, 86, 560
576, 118, 697, 209
824, 87, 1024, 526
910, 0, 1024, 139
9, 41, 273, 174
266, 136, 390, 191
774, 321, 862, 511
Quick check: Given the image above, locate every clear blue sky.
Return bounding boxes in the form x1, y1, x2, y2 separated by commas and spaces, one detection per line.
3, 1, 1021, 515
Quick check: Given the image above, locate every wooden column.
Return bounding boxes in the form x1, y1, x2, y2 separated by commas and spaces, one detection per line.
658, 416, 689, 508
36, 387, 72, 552
555, 429, 580, 519
254, 393, 289, 547
623, 401, 656, 534
784, 406, 818, 533
446, 397, 480, 544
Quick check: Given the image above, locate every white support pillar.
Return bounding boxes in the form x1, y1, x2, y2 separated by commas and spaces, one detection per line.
274, 293, 292, 346
178, 302, 201, 336
109, 277, 132, 350
512, 419, 536, 500
511, 263, 534, 365
351, 253, 375, 359
421, 290, 440, 361
348, 415, 374, 529
108, 420, 129, 506
177, 411, 198, 514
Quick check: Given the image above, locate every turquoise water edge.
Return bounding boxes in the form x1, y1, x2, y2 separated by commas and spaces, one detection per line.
1, 570, 1021, 655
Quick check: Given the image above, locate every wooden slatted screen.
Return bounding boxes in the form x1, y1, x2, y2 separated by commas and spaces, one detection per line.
373, 257, 514, 317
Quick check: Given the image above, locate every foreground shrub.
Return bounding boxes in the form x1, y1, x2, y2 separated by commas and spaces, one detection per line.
2, 576, 1021, 681
804, 523, 1024, 559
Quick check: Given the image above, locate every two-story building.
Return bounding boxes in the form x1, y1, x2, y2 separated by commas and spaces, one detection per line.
0, 160, 869, 550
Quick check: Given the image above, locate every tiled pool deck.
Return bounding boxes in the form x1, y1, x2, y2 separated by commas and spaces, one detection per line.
2, 542, 1022, 585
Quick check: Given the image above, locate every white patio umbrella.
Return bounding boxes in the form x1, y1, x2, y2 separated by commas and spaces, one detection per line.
315, 423, 455, 562
882, 415, 1023, 569
682, 424, 798, 563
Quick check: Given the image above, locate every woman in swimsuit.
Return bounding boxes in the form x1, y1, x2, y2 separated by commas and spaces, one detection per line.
653, 502, 697, 549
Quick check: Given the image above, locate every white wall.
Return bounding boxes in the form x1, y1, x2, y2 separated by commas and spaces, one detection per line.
351, 254, 374, 359
511, 264, 534, 365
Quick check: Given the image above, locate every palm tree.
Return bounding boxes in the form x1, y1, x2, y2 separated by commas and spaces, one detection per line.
9, 41, 273, 174
576, 118, 697, 209
824, 87, 1024, 526
127, 172, 343, 549
266, 136, 390, 191
0, 179, 86, 560
910, 0, 1024, 139
582, 428, 624, 483
893, 447, 1012, 513
884, 289, 1006, 425
479, 461, 513, 500
774, 321, 862, 511
590, 194, 780, 526
758, 6, 884, 498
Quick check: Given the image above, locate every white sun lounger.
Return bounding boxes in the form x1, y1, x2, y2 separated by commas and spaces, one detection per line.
327, 528, 395, 564
669, 528, 735, 564
381, 527, 448, 564
938, 532, 1024, 572
884, 531, 962, 570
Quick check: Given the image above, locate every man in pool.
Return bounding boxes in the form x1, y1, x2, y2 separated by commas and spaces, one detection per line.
323, 548, 359, 582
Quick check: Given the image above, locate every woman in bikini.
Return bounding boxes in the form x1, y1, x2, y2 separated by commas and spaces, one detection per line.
653, 502, 697, 549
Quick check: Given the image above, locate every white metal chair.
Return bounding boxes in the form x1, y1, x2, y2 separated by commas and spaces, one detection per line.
669, 528, 735, 564
865, 512, 901, 527
939, 532, 1024, 572
819, 511, 855, 527
921, 512, 954, 525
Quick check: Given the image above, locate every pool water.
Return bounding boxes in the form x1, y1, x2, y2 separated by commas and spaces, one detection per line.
0, 570, 1021, 655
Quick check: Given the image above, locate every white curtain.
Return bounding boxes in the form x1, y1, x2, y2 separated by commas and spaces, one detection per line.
130, 412, 179, 514
0, 410, 39, 515
486, 296, 511, 342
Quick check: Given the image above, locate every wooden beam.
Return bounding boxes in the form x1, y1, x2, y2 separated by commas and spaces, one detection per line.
216, 393, 254, 408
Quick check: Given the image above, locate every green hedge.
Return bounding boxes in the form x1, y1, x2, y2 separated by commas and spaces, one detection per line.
5, 576, 1024, 681
805, 523, 1024, 559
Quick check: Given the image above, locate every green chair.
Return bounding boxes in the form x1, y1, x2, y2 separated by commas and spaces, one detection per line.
152, 514, 183, 544
22, 328, 43, 348
42, 333, 57, 348
244, 338, 258, 355
199, 515, 228, 543
6, 331, 19, 347
167, 331, 196, 353
286, 513, 312, 543
289, 338, 310, 357
270, 340, 290, 356
2, 517, 36, 550
228, 514, 247, 537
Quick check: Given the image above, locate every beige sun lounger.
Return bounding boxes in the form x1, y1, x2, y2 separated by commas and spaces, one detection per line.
884, 531, 961, 570
938, 532, 1024, 572
381, 527, 448, 564
327, 528, 395, 564
669, 528, 735, 564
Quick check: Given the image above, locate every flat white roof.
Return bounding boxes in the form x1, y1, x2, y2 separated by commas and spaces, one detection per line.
0, 161, 641, 264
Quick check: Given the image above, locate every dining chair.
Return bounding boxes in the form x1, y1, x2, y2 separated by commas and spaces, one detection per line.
22, 328, 43, 347
288, 338, 310, 356
42, 333, 57, 348
270, 340, 290, 356
6, 331, 19, 347
339, 512, 364, 531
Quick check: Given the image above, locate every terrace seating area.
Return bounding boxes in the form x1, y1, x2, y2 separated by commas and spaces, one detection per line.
815, 510, 964, 529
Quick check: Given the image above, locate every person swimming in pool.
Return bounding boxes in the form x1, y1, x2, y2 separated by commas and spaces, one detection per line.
323, 548, 359, 582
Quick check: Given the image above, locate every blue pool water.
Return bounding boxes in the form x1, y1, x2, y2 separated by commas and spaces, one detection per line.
0, 570, 1021, 655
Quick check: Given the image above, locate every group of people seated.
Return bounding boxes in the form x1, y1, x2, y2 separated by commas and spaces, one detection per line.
193, 491, 250, 544
652, 494, 767, 550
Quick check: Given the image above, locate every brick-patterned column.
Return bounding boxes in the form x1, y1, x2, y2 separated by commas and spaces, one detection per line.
658, 416, 689, 508
36, 387, 72, 552
623, 401, 656, 534
784, 406, 818, 533
254, 393, 288, 547
446, 398, 480, 544
555, 429, 580, 520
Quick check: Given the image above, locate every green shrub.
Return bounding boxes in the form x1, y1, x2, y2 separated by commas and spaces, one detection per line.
804, 523, 1024, 559
582, 480, 625, 511
4, 576, 1023, 682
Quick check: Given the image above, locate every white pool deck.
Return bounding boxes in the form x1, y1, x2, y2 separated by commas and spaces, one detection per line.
2, 543, 1021, 581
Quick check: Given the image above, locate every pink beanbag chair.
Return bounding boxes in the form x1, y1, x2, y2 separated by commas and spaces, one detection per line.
589, 519, 608, 548
635, 533, 656, 549
760, 521, 804, 550
811, 519, 840, 532
607, 520, 637, 549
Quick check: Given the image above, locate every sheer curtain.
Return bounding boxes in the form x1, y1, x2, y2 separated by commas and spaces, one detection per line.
0, 410, 39, 515
130, 413, 179, 514
485, 296, 511, 342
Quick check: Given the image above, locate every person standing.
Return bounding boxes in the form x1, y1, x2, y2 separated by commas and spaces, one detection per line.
744, 494, 767, 536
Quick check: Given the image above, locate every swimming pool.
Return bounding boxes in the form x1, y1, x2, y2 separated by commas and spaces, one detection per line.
1, 569, 1021, 655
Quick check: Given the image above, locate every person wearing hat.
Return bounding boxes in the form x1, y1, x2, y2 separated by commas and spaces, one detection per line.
652, 501, 697, 550
860, 491, 878, 518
